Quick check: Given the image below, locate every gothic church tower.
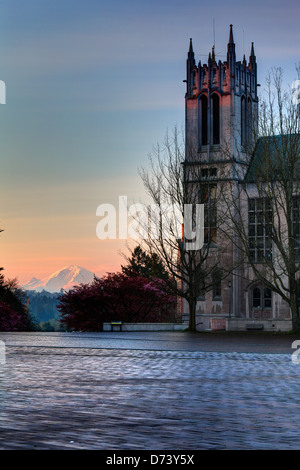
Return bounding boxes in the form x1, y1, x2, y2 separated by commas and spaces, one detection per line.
183, 25, 258, 324
185, 25, 258, 176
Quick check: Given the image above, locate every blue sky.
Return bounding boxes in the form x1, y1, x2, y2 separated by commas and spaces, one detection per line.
0, 0, 299, 282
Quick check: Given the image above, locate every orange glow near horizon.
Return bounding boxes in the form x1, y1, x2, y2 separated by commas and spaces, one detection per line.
1, 236, 132, 285
0, 176, 145, 286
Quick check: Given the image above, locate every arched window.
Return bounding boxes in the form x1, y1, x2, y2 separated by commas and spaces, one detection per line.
247, 97, 252, 143
200, 95, 208, 146
241, 95, 246, 147
212, 94, 220, 145
253, 287, 261, 308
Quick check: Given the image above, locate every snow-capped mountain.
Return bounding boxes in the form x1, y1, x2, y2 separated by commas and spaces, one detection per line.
23, 265, 95, 293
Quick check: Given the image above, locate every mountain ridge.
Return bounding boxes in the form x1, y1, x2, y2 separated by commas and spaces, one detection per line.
23, 265, 95, 293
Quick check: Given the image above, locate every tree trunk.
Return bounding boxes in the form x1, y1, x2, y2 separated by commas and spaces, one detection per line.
188, 298, 197, 332
290, 291, 300, 332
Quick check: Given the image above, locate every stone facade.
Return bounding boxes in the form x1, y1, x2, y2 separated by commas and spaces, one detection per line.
183, 25, 292, 331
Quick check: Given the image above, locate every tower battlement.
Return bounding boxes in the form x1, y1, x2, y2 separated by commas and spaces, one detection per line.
185, 25, 258, 164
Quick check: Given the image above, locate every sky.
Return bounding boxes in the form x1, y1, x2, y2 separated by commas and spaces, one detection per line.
0, 0, 299, 284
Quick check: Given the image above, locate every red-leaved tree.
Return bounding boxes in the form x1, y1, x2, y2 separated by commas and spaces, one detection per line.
0, 269, 34, 331
58, 273, 176, 331
0, 301, 24, 331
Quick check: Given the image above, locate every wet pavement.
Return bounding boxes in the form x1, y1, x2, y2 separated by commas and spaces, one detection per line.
0, 330, 298, 353
0, 331, 300, 450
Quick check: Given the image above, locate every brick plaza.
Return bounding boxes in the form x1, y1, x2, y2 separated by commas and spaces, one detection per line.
0, 331, 299, 450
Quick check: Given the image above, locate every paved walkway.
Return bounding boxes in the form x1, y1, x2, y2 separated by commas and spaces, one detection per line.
0, 330, 298, 353
0, 332, 300, 449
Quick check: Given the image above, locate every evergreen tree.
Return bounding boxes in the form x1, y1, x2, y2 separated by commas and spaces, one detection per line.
121, 246, 170, 281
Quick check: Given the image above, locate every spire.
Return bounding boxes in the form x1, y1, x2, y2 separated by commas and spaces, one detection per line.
228, 24, 234, 45
227, 24, 235, 55
250, 42, 256, 62
186, 38, 195, 97
188, 38, 194, 60
187, 38, 195, 66
212, 45, 215, 62
227, 24, 236, 74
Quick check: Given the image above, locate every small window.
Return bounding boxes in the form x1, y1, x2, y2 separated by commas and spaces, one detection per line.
264, 288, 272, 308
252, 287, 272, 309
201, 168, 209, 178
201, 168, 217, 179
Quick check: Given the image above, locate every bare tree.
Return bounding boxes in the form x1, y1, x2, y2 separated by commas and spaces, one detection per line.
136, 127, 232, 331
221, 67, 300, 331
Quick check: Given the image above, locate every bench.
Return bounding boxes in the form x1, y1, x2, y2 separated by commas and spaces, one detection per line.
246, 323, 264, 330
110, 321, 122, 332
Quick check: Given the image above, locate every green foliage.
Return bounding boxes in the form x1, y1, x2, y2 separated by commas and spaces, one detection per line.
40, 321, 55, 332
25, 290, 61, 329
121, 245, 169, 281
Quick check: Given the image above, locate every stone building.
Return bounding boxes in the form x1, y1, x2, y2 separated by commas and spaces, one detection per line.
182, 25, 293, 331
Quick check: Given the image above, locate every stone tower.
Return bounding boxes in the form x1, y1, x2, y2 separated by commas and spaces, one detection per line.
183, 25, 259, 324
185, 24, 258, 174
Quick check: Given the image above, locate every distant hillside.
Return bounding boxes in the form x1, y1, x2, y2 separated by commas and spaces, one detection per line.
25, 290, 62, 331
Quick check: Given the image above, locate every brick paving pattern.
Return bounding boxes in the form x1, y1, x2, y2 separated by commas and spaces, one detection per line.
0, 335, 300, 450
